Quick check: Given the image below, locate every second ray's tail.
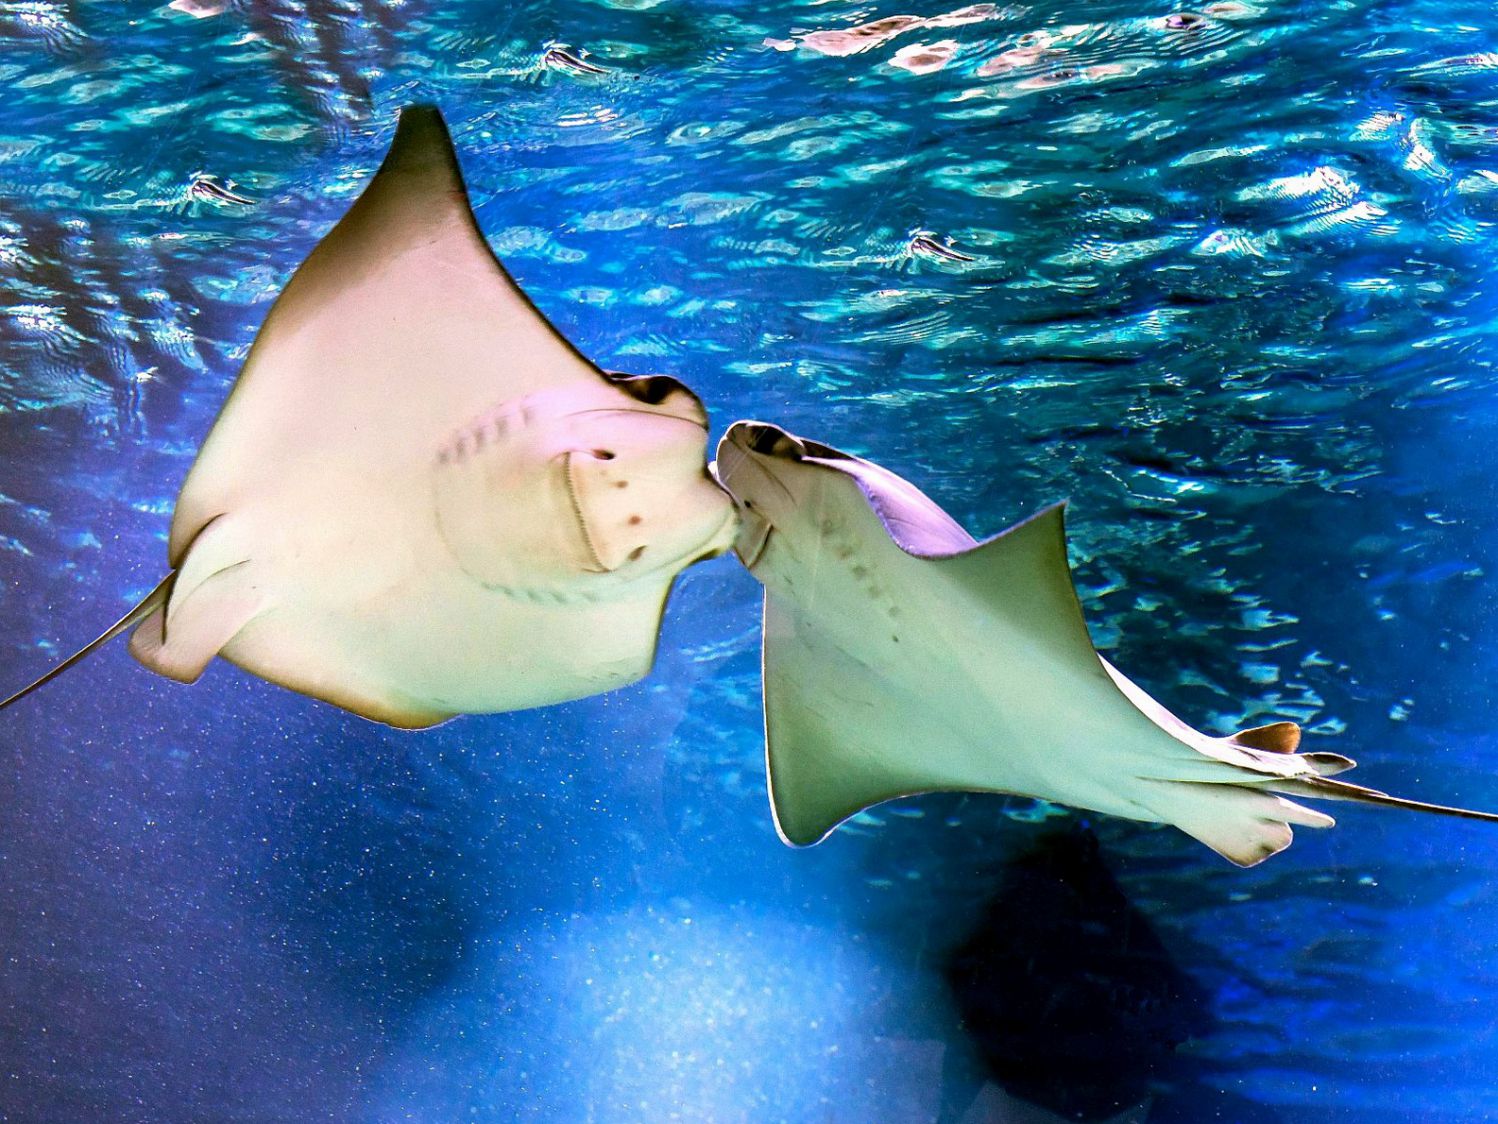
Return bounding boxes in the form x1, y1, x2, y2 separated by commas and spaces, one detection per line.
1134, 720, 1498, 866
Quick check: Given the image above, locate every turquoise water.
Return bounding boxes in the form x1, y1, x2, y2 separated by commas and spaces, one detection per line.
3, 0, 1498, 1120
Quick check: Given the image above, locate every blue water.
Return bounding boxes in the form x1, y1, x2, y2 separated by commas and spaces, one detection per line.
3, 0, 1498, 1120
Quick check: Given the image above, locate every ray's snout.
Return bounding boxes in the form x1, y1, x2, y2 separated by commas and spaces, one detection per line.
614, 373, 681, 405
715, 422, 793, 572
606, 372, 707, 425
735, 422, 806, 459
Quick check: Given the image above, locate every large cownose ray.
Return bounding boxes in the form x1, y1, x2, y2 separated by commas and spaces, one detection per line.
1, 106, 739, 728
713, 420, 1498, 865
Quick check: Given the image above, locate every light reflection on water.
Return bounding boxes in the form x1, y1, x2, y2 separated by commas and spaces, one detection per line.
2, 0, 1498, 1120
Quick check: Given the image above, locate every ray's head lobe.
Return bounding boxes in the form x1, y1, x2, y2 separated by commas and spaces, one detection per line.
741, 422, 807, 460
432, 382, 724, 592
556, 379, 737, 577
714, 421, 832, 574
718, 423, 801, 512
603, 371, 709, 426
613, 373, 676, 405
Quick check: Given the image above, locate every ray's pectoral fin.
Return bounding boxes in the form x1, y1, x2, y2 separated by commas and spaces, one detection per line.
0, 526, 263, 707
763, 503, 1108, 844
762, 596, 947, 846
128, 564, 263, 684
1137, 779, 1336, 867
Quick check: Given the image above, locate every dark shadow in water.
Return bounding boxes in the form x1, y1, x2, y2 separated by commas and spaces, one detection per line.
943, 826, 1280, 1123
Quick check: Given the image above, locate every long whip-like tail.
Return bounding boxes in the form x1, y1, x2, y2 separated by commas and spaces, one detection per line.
0, 574, 173, 711
1276, 773, 1498, 824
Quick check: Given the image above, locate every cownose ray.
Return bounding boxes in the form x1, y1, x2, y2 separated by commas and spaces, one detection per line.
713, 420, 1498, 866
0, 105, 739, 728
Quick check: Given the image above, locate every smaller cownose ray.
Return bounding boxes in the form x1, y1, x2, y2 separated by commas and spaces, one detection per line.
713, 420, 1498, 865
1, 106, 738, 727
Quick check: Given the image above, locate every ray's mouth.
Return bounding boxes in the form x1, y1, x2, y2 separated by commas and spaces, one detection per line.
561, 451, 742, 579
561, 450, 611, 574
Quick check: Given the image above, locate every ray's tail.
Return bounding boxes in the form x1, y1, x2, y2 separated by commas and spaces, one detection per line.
0, 575, 173, 711
1274, 773, 1498, 825
1140, 720, 1498, 867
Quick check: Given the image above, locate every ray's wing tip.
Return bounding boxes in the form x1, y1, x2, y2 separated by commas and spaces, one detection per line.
398, 101, 444, 121
769, 808, 830, 849
765, 766, 834, 848
394, 102, 447, 133
382, 103, 461, 178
